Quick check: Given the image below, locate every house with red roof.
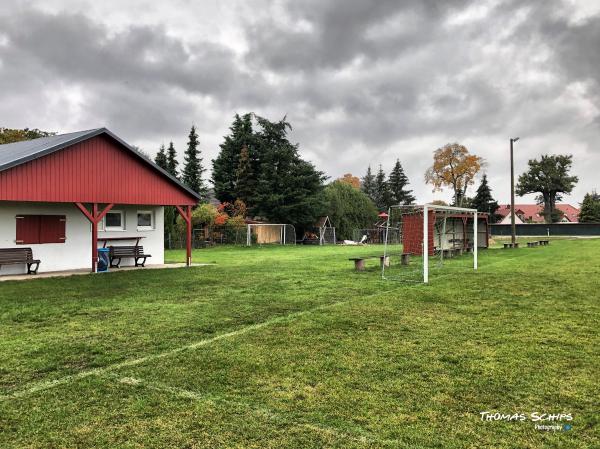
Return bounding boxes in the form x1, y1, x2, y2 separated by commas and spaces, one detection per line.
0, 128, 199, 275
496, 204, 580, 224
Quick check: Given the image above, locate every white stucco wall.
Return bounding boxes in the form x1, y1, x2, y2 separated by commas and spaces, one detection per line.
0, 202, 164, 275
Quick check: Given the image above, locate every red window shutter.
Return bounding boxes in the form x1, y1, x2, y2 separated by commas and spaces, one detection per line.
15, 215, 41, 244
40, 215, 67, 244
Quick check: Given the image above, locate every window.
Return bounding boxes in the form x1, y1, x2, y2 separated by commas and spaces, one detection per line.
137, 210, 154, 230
103, 210, 125, 231
16, 215, 66, 244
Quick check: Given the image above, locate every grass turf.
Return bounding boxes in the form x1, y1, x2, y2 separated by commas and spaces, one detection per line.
0, 240, 598, 448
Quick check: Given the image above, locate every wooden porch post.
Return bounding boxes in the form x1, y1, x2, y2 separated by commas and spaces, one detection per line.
176, 205, 193, 266
186, 205, 192, 266
91, 203, 98, 272
75, 202, 115, 272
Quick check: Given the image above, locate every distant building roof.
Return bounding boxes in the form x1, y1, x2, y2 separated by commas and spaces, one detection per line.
497, 204, 580, 223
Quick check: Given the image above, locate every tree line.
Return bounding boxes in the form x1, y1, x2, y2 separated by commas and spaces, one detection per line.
1, 124, 597, 229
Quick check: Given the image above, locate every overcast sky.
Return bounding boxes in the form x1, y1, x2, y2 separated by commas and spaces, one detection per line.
1, 0, 598, 204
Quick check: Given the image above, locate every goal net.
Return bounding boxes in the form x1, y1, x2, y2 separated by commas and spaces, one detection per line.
319, 226, 336, 245
246, 224, 296, 246
382, 204, 481, 283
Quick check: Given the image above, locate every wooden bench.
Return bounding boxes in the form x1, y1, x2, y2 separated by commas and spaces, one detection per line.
442, 248, 456, 258
108, 245, 151, 268
503, 243, 520, 249
0, 248, 40, 274
526, 241, 539, 247
349, 255, 389, 271
539, 240, 550, 246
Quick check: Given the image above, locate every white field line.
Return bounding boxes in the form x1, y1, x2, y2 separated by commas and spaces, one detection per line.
107, 373, 396, 446
1, 294, 373, 401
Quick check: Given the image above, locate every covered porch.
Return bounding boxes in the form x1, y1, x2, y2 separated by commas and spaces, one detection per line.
74, 202, 194, 273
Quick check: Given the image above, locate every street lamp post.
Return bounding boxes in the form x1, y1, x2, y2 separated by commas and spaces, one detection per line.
510, 137, 519, 247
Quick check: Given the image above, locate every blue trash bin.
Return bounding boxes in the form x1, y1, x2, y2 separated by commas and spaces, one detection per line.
97, 248, 110, 273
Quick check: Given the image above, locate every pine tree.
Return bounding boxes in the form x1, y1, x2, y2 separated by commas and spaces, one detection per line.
361, 166, 376, 202
579, 191, 600, 223
166, 142, 179, 178
182, 125, 207, 198
235, 144, 255, 207
388, 159, 415, 205
374, 165, 393, 211
253, 115, 326, 231
162, 142, 179, 241
154, 144, 168, 170
471, 174, 500, 222
212, 113, 254, 203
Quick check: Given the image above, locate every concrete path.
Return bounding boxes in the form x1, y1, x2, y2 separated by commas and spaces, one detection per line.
0, 263, 212, 282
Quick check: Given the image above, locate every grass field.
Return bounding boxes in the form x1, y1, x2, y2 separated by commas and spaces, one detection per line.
0, 240, 598, 448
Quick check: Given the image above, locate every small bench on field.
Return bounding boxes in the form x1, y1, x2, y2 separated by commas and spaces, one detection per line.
0, 247, 40, 274
527, 241, 540, 247
349, 255, 388, 271
503, 242, 520, 249
539, 240, 550, 246
109, 245, 151, 268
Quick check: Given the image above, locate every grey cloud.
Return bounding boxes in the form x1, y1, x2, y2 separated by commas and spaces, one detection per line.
0, 9, 257, 98
0, 0, 599, 203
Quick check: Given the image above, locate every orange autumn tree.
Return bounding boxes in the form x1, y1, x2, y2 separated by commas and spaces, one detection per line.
337, 173, 361, 189
425, 143, 484, 207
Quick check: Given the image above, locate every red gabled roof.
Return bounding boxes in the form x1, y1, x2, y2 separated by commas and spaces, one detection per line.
0, 129, 199, 206
497, 204, 580, 223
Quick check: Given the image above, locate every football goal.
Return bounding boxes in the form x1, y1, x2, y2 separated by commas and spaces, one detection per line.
317, 216, 336, 245
246, 224, 296, 246
382, 204, 486, 283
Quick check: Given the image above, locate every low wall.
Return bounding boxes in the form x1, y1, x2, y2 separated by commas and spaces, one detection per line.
490, 223, 600, 236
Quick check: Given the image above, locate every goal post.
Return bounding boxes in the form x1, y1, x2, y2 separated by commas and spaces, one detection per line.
246, 224, 296, 246
383, 204, 480, 284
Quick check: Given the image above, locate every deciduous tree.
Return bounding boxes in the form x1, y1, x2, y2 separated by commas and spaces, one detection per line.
324, 181, 378, 240
516, 154, 578, 223
0, 127, 55, 144
425, 143, 484, 207
337, 173, 360, 189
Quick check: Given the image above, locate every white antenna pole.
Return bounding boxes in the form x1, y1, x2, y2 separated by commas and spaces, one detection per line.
423, 205, 429, 283
473, 211, 478, 270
